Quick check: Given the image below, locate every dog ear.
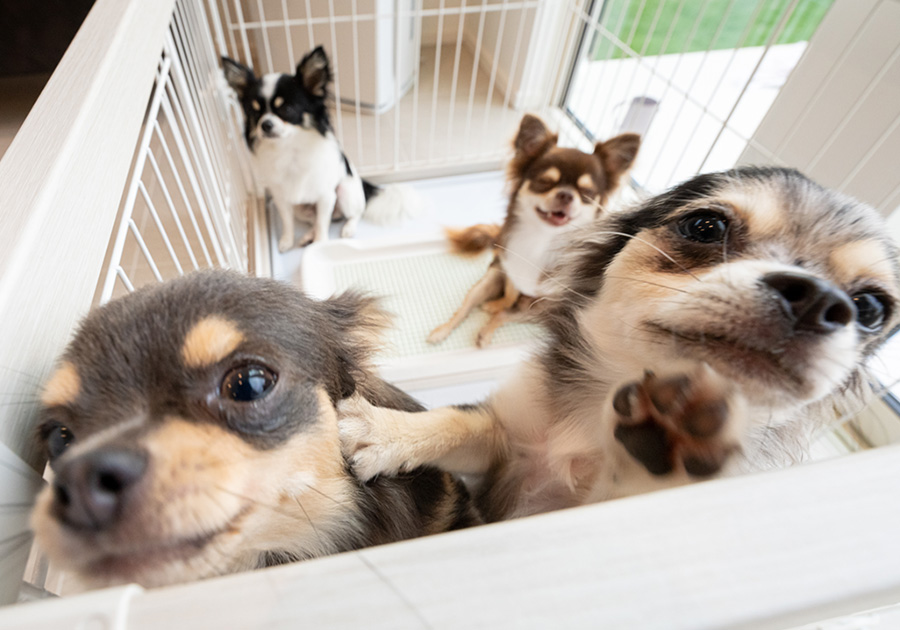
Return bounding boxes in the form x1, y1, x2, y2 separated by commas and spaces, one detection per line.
317, 291, 391, 402
595, 133, 641, 178
513, 114, 557, 161
222, 57, 254, 98
296, 46, 332, 98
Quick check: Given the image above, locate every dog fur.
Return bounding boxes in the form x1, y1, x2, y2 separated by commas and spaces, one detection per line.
427, 114, 640, 347
31, 271, 478, 588
223, 48, 415, 252
340, 167, 900, 522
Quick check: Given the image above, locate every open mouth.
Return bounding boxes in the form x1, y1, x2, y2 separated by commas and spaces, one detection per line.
536, 206, 570, 226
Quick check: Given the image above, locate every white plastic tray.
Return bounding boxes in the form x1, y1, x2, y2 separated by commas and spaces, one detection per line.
300, 235, 542, 390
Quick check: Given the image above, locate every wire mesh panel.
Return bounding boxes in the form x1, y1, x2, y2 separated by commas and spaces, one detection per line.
99, 0, 255, 304
562, 0, 835, 192
205, 0, 837, 184
209, 0, 560, 176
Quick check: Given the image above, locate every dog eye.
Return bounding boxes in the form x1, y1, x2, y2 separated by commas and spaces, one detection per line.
677, 211, 728, 244
852, 292, 888, 332
45, 425, 74, 460
221, 365, 277, 402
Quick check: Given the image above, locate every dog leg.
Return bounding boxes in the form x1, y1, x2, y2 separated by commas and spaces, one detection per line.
481, 276, 520, 315
341, 214, 361, 239
609, 363, 747, 479
270, 192, 296, 253
304, 193, 337, 242
338, 395, 504, 479
336, 176, 365, 239
476, 310, 512, 348
428, 266, 505, 344
477, 293, 545, 348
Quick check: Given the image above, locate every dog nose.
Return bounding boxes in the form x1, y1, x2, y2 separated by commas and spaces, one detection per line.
556, 190, 574, 205
52, 448, 147, 530
761, 272, 854, 334
261, 119, 274, 133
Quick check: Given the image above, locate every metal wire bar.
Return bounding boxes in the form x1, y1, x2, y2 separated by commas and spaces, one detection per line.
153, 120, 214, 266
463, 0, 489, 153
127, 218, 164, 282
145, 150, 200, 270
137, 180, 186, 275
100, 56, 173, 304
696, 0, 802, 173
255, 0, 275, 72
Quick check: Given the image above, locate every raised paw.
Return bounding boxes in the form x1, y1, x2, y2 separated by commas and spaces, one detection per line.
612, 365, 743, 478
337, 395, 418, 481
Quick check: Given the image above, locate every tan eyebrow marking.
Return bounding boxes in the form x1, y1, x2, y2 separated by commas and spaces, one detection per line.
182, 316, 244, 368
538, 167, 561, 183
577, 174, 594, 189
273, 96, 284, 108
42, 362, 80, 407
252, 101, 261, 111
725, 189, 785, 236
829, 239, 895, 286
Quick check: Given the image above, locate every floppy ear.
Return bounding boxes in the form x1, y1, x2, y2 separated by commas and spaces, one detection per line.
595, 133, 641, 178
513, 114, 557, 161
222, 57, 254, 98
296, 46, 332, 98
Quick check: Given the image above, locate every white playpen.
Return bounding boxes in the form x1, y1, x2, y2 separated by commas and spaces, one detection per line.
1, 0, 899, 627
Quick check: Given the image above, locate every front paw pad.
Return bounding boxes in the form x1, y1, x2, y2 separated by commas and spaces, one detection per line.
612, 368, 739, 477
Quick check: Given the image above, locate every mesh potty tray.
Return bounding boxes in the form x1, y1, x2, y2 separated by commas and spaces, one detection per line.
300, 236, 543, 389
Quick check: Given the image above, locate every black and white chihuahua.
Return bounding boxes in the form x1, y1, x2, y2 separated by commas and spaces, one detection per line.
223, 47, 416, 252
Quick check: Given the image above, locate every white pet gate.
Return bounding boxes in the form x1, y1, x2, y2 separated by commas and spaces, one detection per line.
1, 0, 899, 627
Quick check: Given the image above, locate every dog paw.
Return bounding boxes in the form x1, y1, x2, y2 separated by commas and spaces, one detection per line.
340, 223, 357, 239
337, 395, 415, 481
278, 234, 294, 253
612, 365, 742, 477
475, 328, 495, 348
427, 325, 451, 345
297, 229, 316, 248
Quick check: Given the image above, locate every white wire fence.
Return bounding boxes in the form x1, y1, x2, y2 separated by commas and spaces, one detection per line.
98, 0, 255, 305
209, 0, 553, 177
561, 0, 839, 193
206, 0, 835, 188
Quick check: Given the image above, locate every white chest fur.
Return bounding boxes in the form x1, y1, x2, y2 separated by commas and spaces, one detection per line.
501, 209, 576, 297
252, 128, 344, 205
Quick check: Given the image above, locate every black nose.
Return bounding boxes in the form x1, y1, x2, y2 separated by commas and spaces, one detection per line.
762, 272, 854, 334
556, 190, 574, 205
52, 448, 147, 530
261, 119, 274, 133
